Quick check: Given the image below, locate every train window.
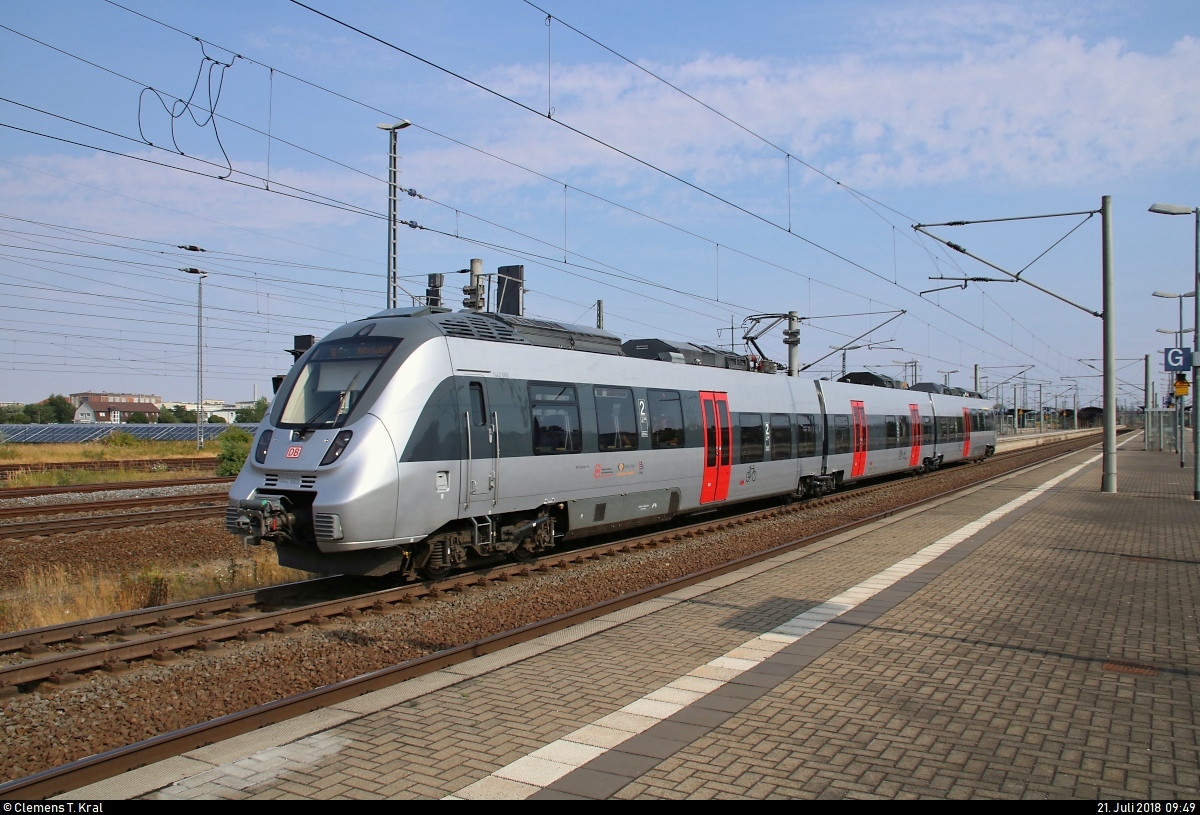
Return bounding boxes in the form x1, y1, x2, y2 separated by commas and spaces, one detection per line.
956, 416, 964, 442
771, 414, 792, 460
898, 415, 909, 447
594, 387, 637, 451
530, 384, 576, 402
923, 416, 933, 445
885, 416, 898, 449
277, 336, 401, 429
530, 382, 581, 455
796, 414, 817, 457
718, 402, 731, 467
469, 383, 486, 426
833, 415, 851, 455
648, 389, 685, 449
704, 401, 717, 466
740, 413, 764, 463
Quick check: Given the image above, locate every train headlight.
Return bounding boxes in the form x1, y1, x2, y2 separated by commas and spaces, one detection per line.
254, 430, 273, 464
320, 430, 353, 466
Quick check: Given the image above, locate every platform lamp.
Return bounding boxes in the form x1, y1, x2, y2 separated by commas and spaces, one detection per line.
180, 267, 208, 451
1149, 203, 1200, 499
378, 120, 411, 310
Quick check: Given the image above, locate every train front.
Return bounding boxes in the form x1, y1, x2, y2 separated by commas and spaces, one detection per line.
225, 318, 422, 575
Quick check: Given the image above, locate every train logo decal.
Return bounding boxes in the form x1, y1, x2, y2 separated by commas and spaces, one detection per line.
286, 446, 302, 459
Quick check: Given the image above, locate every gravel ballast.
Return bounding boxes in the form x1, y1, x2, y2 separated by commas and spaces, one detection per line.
0, 440, 1101, 784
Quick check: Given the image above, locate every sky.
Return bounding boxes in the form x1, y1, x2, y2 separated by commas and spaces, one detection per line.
1, 0, 1198, 411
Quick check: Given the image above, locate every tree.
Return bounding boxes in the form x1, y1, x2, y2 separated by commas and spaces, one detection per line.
157, 406, 180, 424
0, 405, 29, 424
235, 396, 269, 424
171, 405, 196, 424
126, 411, 150, 424
207, 414, 227, 424
44, 394, 74, 424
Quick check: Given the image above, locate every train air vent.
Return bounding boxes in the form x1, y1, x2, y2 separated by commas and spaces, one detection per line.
593, 503, 607, 522
300, 476, 317, 489
264, 474, 279, 488
314, 513, 343, 541
224, 506, 241, 534
439, 314, 528, 344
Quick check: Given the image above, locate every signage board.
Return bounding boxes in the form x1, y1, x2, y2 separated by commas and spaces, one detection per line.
1165, 347, 1193, 372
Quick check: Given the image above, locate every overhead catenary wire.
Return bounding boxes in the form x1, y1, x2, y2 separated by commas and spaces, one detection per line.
2, 9, 1080, 386
38, 8, 1055, 375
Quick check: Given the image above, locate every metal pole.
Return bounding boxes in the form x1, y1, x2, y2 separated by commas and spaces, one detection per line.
196, 274, 204, 451
1101, 194, 1117, 492
974, 363, 979, 393
596, 299, 604, 329
1180, 296, 1186, 467
1145, 354, 1152, 451
1193, 207, 1199, 498
386, 127, 397, 309
785, 311, 800, 377
1038, 383, 1043, 434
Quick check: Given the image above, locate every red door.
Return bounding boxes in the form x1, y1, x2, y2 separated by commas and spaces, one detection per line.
851, 400, 867, 478
700, 392, 731, 503
908, 404, 922, 467
962, 407, 972, 457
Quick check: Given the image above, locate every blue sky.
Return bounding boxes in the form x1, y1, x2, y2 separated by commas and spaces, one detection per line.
1, 0, 1198, 410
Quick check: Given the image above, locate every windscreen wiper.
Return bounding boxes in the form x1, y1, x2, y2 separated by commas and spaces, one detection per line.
295, 371, 360, 436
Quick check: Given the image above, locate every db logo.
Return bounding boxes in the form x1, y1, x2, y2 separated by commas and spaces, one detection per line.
594, 464, 602, 478
286, 446, 302, 459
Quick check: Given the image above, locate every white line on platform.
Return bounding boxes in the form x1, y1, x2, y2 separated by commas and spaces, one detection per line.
448, 452, 1102, 800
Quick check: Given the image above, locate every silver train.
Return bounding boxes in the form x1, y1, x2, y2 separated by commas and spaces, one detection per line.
226, 307, 997, 579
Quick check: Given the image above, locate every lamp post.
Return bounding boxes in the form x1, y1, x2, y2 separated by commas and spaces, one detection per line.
180, 267, 208, 451
1149, 202, 1200, 499
939, 369, 959, 388
1155, 294, 1195, 466
378, 120, 411, 310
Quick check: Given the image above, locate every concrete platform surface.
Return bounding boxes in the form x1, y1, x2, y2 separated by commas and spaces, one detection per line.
61, 434, 1199, 800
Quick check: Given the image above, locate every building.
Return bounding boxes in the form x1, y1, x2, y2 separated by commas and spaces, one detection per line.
71, 392, 163, 424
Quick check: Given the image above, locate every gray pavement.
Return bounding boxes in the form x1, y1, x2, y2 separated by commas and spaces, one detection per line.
63, 434, 1200, 800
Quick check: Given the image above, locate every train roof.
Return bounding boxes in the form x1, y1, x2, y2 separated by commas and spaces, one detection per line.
361, 307, 774, 371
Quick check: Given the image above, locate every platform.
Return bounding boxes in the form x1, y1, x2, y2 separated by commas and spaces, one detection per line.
64, 434, 1199, 800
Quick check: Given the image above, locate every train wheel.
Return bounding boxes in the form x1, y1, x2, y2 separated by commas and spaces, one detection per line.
510, 541, 536, 563
418, 563, 451, 581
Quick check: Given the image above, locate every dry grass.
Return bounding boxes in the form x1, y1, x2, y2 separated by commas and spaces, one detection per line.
0, 466, 217, 490
0, 548, 313, 633
0, 439, 211, 464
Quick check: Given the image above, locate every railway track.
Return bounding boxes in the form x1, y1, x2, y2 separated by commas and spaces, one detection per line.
0, 432, 1109, 800
0, 505, 225, 539
0, 456, 217, 481
0, 476, 233, 500
0, 433, 1102, 696
0, 491, 229, 521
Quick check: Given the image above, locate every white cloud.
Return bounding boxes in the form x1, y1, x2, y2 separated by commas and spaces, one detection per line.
424, 25, 1200, 194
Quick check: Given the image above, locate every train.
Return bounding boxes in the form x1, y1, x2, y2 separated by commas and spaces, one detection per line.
226, 306, 997, 579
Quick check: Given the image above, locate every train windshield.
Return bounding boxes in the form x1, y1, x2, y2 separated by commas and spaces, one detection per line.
278, 337, 401, 429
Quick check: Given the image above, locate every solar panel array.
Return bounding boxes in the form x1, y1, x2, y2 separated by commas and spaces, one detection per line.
0, 424, 261, 444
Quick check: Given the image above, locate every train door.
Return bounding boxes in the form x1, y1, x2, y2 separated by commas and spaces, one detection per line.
850, 400, 867, 478
908, 404, 922, 467
700, 391, 731, 503
962, 407, 972, 457
460, 380, 496, 515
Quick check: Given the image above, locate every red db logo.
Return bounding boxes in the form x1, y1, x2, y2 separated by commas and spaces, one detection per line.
286, 446, 302, 459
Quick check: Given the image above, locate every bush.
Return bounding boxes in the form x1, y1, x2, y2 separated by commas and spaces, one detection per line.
217, 427, 253, 476
102, 431, 143, 447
